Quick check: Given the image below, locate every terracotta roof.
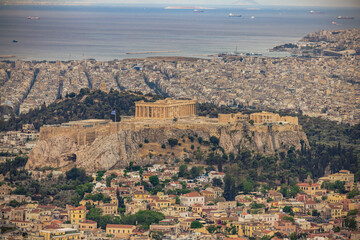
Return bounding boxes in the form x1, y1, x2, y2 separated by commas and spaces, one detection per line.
71, 206, 86, 210
182, 192, 202, 197
81, 220, 97, 224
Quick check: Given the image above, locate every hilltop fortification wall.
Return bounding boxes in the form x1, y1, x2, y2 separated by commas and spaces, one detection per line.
28, 117, 308, 172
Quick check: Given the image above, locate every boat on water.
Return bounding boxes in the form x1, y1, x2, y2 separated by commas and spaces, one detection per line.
310, 10, 324, 14
229, 13, 242, 17
332, 21, 338, 25
337, 16, 354, 19
12, 40, 18, 43
250, 16, 255, 19
27, 16, 40, 20
194, 9, 204, 13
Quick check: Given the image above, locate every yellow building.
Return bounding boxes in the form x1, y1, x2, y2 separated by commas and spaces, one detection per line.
106, 224, 136, 239
328, 170, 355, 191
230, 221, 270, 238
297, 183, 325, 196
200, 190, 215, 202
133, 192, 150, 201
192, 203, 203, 215
154, 199, 172, 209
79, 220, 97, 232
99, 203, 118, 215
243, 222, 271, 238
39, 228, 81, 240
79, 199, 98, 207
327, 194, 347, 204
330, 206, 344, 218
69, 206, 86, 225
173, 205, 188, 212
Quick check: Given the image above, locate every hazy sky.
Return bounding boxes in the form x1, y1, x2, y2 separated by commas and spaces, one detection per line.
1, 0, 359, 7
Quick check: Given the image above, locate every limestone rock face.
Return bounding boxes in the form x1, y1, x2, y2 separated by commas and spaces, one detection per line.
26, 135, 78, 170
26, 123, 308, 172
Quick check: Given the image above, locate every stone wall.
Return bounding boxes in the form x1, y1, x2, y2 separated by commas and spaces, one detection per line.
29, 117, 308, 172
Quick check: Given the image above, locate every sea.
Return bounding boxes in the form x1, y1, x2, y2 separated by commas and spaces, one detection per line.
0, 5, 359, 61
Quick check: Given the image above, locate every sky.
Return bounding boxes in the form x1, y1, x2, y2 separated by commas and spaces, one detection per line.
0, 0, 359, 7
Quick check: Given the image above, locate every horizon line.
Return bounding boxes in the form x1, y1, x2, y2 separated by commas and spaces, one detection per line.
1, 3, 359, 8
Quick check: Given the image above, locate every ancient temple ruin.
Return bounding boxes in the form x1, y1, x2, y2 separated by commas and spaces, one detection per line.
135, 99, 197, 119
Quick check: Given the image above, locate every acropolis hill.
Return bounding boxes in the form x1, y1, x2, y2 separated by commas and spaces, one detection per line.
26, 99, 308, 172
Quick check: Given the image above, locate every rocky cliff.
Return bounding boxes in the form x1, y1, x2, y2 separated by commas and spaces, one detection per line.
26, 120, 308, 172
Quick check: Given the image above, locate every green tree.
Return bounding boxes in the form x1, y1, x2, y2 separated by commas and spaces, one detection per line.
223, 174, 236, 201
243, 180, 254, 194
283, 206, 293, 214
207, 225, 216, 233
210, 136, 219, 146
190, 220, 203, 229
289, 232, 298, 240
168, 138, 178, 148
347, 188, 360, 198
149, 175, 160, 186
178, 164, 188, 178
66, 167, 91, 183
345, 216, 357, 230
121, 210, 165, 230
282, 216, 295, 223
190, 166, 203, 179
9, 200, 22, 207
212, 178, 223, 187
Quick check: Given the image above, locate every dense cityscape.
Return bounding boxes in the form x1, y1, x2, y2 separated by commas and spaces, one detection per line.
1, 29, 359, 125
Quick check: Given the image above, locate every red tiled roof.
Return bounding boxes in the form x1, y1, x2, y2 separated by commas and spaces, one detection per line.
72, 206, 86, 210
182, 192, 202, 197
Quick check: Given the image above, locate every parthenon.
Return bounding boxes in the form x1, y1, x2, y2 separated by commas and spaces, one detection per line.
135, 99, 197, 119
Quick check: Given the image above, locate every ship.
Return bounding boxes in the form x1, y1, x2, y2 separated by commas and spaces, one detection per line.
27, 16, 40, 20
229, 13, 242, 17
310, 10, 324, 14
194, 9, 204, 13
337, 16, 354, 19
